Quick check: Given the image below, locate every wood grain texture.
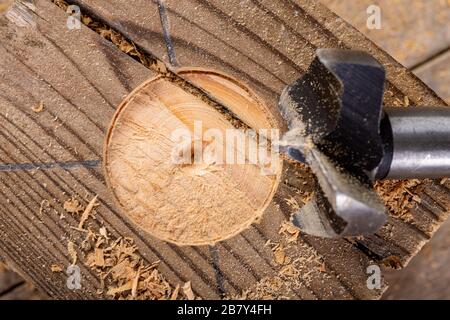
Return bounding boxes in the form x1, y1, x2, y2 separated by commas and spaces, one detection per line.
321, 0, 450, 106
104, 71, 281, 245
415, 51, 450, 104
0, 265, 24, 294
0, 0, 349, 300
0, 0, 449, 300
0, 264, 42, 300
67, 0, 449, 296
0, 283, 42, 300
321, 0, 450, 68
322, 0, 450, 299
384, 203, 450, 299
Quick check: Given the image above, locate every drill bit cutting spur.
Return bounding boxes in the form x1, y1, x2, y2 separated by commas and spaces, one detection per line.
277, 48, 450, 238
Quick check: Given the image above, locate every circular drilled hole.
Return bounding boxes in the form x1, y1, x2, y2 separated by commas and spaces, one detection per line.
104, 69, 282, 245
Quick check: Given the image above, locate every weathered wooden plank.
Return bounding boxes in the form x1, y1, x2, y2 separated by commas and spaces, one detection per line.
0, 283, 42, 300
0, 0, 227, 299
321, 0, 450, 68
66, 0, 449, 299
0, 0, 357, 300
322, 0, 450, 105
0, 265, 24, 295
415, 51, 450, 104
0, 262, 42, 300
1, 0, 448, 300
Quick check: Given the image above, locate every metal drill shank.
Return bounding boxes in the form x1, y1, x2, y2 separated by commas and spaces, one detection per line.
380, 107, 450, 179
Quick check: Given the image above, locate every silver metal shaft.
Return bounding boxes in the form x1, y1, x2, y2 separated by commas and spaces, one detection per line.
384, 107, 450, 179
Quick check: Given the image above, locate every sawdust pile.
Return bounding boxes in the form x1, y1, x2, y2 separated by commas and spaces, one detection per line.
62, 196, 187, 300
375, 179, 424, 222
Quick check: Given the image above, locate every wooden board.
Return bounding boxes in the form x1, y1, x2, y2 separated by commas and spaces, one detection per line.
0, 0, 449, 300
0, 263, 41, 300
383, 215, 450, 300
415, 51, 450, 104
321, 0, 450, 68
322, 0, 450, 106
0, 263, 24, 295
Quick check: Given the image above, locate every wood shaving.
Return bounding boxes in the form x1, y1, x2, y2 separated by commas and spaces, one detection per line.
182, 281, 195, 300
404, 96, 410, 107
63, 198, 84, 214
62, 198, 178, 300
50, 264, 63, 273
67, 240, 77, 266
318, 262, 327, 273
84, 234, 173, 299
170, 284, 180, 300
107, 281, 133, 296
154, 59, 168, 74
375, 179, 424, 222
232, 219, 330, 300
278, 221, 300, 244
32, 101, 45, 113
273, 246, 286, 265
78, 195, 98, 229
39, 199, 50, 215
87, 248, 105, 267
284, 196, 300, 210
412, 194, 422, 203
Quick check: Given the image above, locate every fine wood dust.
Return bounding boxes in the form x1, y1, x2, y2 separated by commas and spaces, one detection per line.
230, 220, 329, 300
